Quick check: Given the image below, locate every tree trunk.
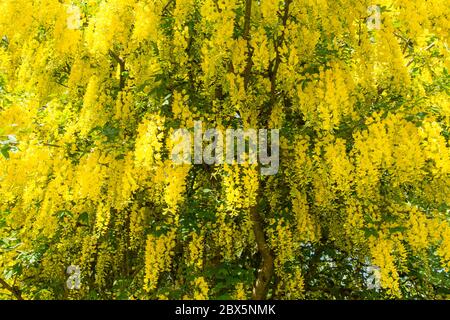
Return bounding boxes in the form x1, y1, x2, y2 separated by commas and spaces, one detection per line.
250, 205, 274, 300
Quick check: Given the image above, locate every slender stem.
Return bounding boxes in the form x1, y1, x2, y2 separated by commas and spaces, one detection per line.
243, 0, 254, 89
0, 277, 23, 300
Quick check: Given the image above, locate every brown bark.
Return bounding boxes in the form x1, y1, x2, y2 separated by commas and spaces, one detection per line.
250, 205, 274, 300
243, 0, 294, 300
241, 0, 277, 300
243, 0, 254, 89
0, 277, 23, 300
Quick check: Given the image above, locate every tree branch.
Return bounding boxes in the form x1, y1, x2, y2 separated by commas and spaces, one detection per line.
243, 0, 254, 89
250, 203, 274, 300
109, 50, 126, 90
240, 0, 275, 300
263, 0, 292, 125
0, 277, 23, 300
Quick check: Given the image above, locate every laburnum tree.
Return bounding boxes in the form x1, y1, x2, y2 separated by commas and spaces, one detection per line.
0, 0, 449, 300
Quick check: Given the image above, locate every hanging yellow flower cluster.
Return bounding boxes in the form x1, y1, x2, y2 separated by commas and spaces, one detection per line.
0, 0, 449, 301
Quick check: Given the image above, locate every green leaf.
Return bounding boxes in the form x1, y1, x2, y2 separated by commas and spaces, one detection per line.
78, 212, 89, 225
363, 227, 379, 238
389, 226, 407, 234
102, 124, 120, 143
1, 145, 10, 159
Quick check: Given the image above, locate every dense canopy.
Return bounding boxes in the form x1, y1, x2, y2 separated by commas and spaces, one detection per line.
0, 0, 449, 300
